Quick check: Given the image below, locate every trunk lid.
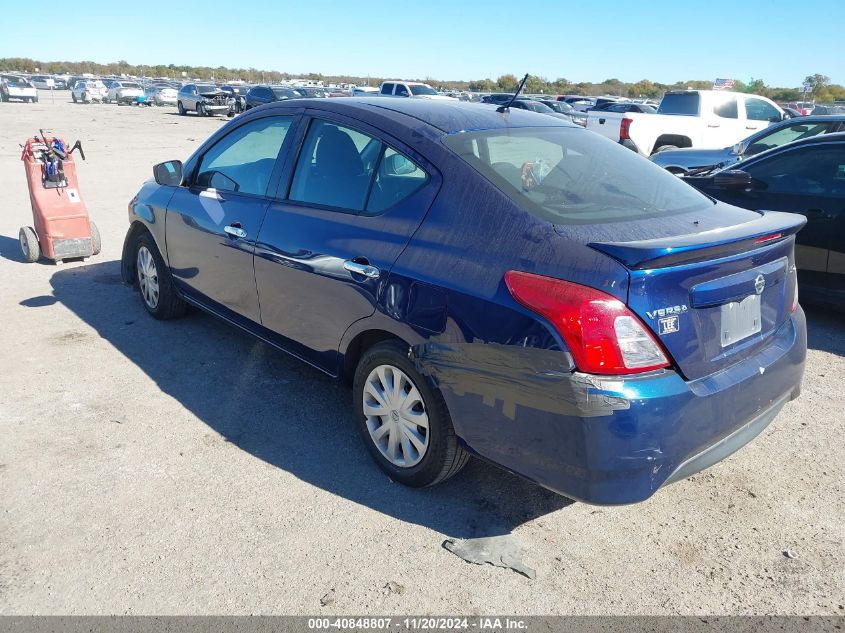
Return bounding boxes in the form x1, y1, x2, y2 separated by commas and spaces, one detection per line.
586, 210, 805, 380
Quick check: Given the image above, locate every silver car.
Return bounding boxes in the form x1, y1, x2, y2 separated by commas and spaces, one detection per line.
177, 83, 230, 116
145, 85, 178, 106
651, 115, 845, 174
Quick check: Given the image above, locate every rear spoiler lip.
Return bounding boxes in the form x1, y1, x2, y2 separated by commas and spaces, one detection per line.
587, 210, 807, 270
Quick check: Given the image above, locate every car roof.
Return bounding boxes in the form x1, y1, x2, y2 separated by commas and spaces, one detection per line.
266, 97, 572, 135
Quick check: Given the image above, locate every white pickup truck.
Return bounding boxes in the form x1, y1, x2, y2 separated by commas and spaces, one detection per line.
586, 90, 787, 156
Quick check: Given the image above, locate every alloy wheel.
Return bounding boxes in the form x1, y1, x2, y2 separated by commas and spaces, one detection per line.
363, 364, 430, 468
136, 245, 160, 309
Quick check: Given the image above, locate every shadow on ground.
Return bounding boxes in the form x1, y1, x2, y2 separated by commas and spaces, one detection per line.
0, 234, 24, 262
804, 304, 845, 356
42, 260, 572, 539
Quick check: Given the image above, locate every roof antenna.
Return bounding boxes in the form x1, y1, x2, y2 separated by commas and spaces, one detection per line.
497, 73, 529, 113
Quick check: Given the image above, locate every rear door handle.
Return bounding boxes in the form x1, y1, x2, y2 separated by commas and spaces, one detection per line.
224, 223, 247, 239
599, 118, 605, 124
343, 260, 380, 279
745, 126, 756, 129
707, 124, 720, 128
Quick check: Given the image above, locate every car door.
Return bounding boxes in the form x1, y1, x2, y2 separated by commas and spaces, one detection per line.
708, 93, 747, 147
717, 143, 845, 296
742, 96, 782, 134
165, 114, 298, 323
253, 114, 441, 373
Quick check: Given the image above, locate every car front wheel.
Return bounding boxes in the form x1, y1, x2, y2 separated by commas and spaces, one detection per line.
134, 233, 186, 320
177, 101, 185, 115
353, 340, 469, 487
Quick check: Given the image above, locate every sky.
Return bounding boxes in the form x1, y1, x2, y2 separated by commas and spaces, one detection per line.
1, 0, 842, 87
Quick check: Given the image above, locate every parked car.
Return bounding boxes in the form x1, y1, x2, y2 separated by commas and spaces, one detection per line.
244, 85, 303, 109
106, 80, 144, 104
219, 84, 251, 114
379, 80, 456, 100
684, 133, 845, 307
505, 99, 575, 123
537, 99, 587, 126
295, 86, 328, 98
592, 102, 656, 114
1, 74, 38, 102
810, 104, 845, 116
480, 93, 515, 105
71, 80, 108, 103
352, 86, 379, 97
177, 83, 230, 116
30, 75, 55, 90
783, 101, 814, 116
121, 99, 806, 505
560, 96, 597, 112
585, 97, 627, 111
145, 85, 178, 106
651, 115, 845, 174
587, 90, 787, 155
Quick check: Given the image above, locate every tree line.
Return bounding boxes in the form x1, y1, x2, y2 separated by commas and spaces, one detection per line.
2, 57, 843, 103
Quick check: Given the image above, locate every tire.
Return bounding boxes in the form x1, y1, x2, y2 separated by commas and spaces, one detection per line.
72, 93, 77, 103
19, 227, 40, 263
89, 221, 101, 255
353, 340, 469, 487
177, 101, 185, 115
196, 103, 205, 117
133, 232, 186, 320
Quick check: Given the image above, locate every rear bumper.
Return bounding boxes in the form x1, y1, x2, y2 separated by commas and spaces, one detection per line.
425, 309, 806, 505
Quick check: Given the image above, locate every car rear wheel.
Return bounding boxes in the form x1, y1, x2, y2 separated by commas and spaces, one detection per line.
72, 93, 77, 103
353, 340, 469, 487
134, 233, 186, 320
19, 227, 40, 263
177, 101, 185, 115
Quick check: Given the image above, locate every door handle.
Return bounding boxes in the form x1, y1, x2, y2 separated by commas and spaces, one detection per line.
599, 118, 605, 124
343, 260, 380, 279
707, 124, 720, 128
224, 223, 247, 239
745, 126, 756, 129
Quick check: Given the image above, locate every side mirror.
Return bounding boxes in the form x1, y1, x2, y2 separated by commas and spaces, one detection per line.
153, 160, 183, 186
383, 152, 417, 176
713, 169, 753, 191
731, 142, 744, 156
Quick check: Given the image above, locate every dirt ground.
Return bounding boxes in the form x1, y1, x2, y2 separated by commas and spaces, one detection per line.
0, 92, 843, 616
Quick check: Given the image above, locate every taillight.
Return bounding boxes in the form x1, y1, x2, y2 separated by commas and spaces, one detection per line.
504, 271, 670, 375
620, 117, 633, 140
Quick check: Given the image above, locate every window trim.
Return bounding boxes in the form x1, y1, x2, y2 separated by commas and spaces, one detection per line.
188, 113, 299, 200
277, 113, 434, 216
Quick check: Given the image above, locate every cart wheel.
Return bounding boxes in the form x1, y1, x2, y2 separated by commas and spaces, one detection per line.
90, 221, 102, 255
19, 227, 40, 263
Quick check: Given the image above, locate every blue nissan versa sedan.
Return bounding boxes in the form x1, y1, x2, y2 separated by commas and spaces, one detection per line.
121, 98, 807, 504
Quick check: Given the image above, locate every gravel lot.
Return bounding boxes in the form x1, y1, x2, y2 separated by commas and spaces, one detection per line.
0, 92, 843, 616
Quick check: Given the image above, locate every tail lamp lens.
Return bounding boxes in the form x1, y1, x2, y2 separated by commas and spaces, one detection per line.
504, 270, 670, 375
620, 117, 633, 140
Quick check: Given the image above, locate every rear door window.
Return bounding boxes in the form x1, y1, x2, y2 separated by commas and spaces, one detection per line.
712, 96, 738, 119
289, 120, 379, 211
365, 147, 428, 215
380, 83, 394, 95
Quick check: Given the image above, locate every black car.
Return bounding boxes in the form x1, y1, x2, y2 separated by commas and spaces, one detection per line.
244, 85, 303, 109
220, 84, 251, 114
685, 133, 845, 306
480, 93, 514, 105
590, 102, 656, 114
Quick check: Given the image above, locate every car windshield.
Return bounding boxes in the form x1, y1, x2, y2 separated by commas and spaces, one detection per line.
123, 82, 141, 89
410, 84, 438, 96
443, 127, 713, 225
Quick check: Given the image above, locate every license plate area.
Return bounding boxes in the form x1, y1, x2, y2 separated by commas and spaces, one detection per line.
720, 294, 761, 347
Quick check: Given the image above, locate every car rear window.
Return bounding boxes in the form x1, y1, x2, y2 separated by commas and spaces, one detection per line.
443, 127, 713, 225
658, 93, 700, 116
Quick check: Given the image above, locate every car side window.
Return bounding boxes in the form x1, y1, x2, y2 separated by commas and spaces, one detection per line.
289, 120, 379, 211
746, 146, 845, 196
746, 123, 835, 156
395, 84, 409, 97
195, 117, 293, 196
713, 96, 738, 119
381, 83, 394, 95
745, 97, 781, 122
365, 147, 428, 215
